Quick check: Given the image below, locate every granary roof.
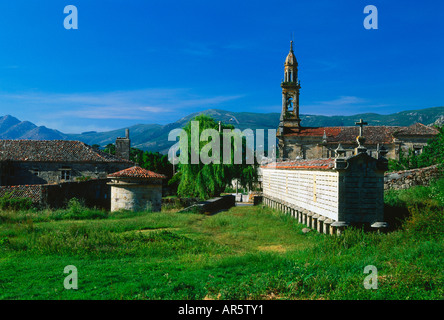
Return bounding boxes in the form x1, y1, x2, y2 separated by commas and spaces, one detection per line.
282, 123, 438, 144
262, 158, 335, 170
0, 140, 132, 163
108, 166, 167, 179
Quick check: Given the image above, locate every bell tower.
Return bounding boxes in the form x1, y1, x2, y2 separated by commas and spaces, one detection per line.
278, 41, 301, 136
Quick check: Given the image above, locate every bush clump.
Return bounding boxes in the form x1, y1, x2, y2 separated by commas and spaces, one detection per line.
62, 197, 108, 220
0, 192, 33, 211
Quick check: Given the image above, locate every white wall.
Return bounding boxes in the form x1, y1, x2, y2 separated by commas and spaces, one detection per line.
262, 168, 339, 220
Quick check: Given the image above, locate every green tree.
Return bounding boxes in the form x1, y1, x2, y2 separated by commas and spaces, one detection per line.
104, 143, 115, 155
176, 115, 258, 199
130, 147, 144, 165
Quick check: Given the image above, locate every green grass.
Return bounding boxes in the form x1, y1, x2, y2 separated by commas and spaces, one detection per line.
0, 189, 443, 300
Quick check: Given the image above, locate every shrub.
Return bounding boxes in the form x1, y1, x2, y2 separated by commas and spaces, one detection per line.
75, 176, 91, 182
0, 192, 33, 211
403, 204, 443, 239
429, 178, 444, 206
384, 178, 444, 233
63, 197, 108, 220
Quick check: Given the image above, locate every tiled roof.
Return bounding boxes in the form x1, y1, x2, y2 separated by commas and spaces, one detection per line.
392, 123, 439, 136
0, 184, 44, 203
262, 158, 335, 170
108, 166, 167, 179
282, 123, 438, 144
0, 140, 132, 163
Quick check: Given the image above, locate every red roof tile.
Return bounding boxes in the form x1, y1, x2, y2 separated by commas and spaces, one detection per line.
108, 166, 167, 179
262, 158, 335, 170
282, 123, 438, 144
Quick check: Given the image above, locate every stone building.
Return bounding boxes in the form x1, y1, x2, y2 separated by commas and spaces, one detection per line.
276, 41, 439, 161
261, 144, 389, 233
108, 166, 167, 212
115, 128, 131, 160
0, 139, 133, 186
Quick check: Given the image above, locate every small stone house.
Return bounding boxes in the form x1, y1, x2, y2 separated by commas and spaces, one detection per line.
108, 166, 167, 212
0, 140, 133, 186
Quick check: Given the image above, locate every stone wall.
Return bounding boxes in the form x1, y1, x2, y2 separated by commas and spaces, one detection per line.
338, 156, 385, 223
384, 165, 442, 190
281, 136, 395, 161
0, 179, 111, 209
110, 182, 162, 212
180, 195, 235, 214
45, 179, 110, 209
1, 161, 130, 186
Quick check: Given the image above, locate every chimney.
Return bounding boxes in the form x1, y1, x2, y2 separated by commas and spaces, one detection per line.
115, 129, 131, 160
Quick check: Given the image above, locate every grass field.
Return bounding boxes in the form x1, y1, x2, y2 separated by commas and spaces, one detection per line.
0, 185, 443, 300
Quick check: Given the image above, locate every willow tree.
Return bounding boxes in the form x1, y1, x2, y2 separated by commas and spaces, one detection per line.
175, 114, 258, 199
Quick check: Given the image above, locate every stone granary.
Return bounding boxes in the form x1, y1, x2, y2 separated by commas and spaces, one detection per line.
261, 141, 389, 234
108, 166, 167, 212
0, 139, 133, 186
276, 41, 439, 161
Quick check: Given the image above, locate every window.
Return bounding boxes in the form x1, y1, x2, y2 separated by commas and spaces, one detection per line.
60, 167, 72, 181
413, 146, 422, 155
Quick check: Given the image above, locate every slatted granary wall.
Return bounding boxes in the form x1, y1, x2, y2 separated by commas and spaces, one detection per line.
261, 153, 388, 235
262, 165, 339, 221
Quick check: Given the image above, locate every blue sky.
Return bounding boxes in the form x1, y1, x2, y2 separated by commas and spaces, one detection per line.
0, 0, 442, 133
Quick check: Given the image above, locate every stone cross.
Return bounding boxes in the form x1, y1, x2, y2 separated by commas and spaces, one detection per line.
355, 119, 368, 137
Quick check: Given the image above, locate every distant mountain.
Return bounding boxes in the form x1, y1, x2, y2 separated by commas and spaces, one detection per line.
69, 106, 444, 153
0, 115, 20, 133
1, 106, 443, 153
0, 115, 67, 140
299, 107, 444, 127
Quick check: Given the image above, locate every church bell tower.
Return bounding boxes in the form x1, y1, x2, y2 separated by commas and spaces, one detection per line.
278, 41, 301, 136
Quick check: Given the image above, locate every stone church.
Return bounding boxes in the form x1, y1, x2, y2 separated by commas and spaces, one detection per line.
277, 41, 439, 161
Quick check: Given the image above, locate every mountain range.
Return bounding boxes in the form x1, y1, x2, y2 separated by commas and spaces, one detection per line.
0, 106, 443, 153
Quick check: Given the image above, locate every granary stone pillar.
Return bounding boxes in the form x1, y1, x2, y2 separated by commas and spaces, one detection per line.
317, 216, 326, 233
312, 214, 319, 230
371, 221, 389, 233
331, 221, 349, 236
108, 166, 167, 212
298, 209, 303, 223
302, 210, 308, 225
307, 212, 314, 228
323, 219, 333, 235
